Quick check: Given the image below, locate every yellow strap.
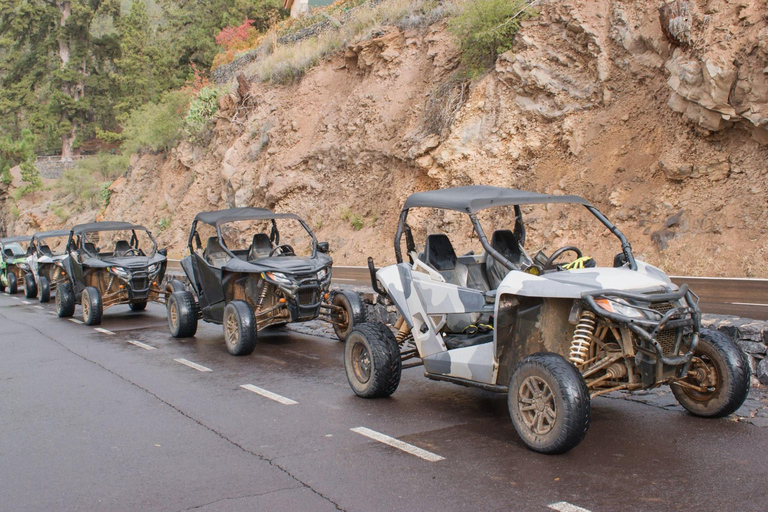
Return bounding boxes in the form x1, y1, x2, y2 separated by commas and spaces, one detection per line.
563, 256, 592, 270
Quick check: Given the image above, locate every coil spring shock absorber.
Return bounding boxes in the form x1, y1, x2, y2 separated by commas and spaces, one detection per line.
569, 310, 597, 365
255, 281, 268, 313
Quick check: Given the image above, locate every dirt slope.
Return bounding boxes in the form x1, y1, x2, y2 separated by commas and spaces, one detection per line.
3, 0, 768, 276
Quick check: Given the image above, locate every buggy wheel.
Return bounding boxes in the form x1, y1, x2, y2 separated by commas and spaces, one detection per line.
0, 278, 4, 293
39, 276, 50, 303
82, 286, 103, 326
129, 301, 147, 312
8, 272, 17, 294
24, 274, 37, 299
167, 279, 186, 293
223, 300, 257, 356
344, 322, 401, 398
508, 353, 591, 454
332, 291, 366, 342
56, 283, 75, 318
167, 291, 198, 338
671, 329, 750, 418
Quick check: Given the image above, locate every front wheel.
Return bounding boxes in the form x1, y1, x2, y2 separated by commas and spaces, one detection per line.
344, 323, 401, 398
56, 283, 75, 318
24, 274, 37, 299
167, 291, 198, 338
223, 300, 257, 356
508, 353, 591, 454
671, 329, 750, 418
39, 276, 50, 303
332, 291, 366, 342
8, 272, 17, 294
82, 286, 103, 326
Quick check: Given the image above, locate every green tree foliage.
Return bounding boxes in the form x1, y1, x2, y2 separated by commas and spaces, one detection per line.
115, 0, 156, 113
0, 130, 39, 193
448, 0, 534, 76
120, 90, 191, 153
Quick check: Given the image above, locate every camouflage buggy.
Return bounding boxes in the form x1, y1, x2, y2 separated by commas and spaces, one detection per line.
26, 230, 70, 303
56, 221, 168, 325
1, 235, 33, 296
345, 186, 749, 454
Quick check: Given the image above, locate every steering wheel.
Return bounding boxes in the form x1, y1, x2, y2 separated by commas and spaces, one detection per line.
269, 244, 295, 257
125, 248, 140, 256
544, 246, 583, 270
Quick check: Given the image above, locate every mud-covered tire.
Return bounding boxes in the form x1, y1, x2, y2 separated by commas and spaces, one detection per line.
24, 274, 37, 299
508, 353, 591, 455
671, 329, 750, 418
56, 283, 75, 318
344, 322, 401, 398
167, 291, 198, 338
332, 291, 366, 342
167, 279, 186, 293
39, 276, 50, 303
129, 301, 147, 312
82, 286, 103, 326
223, 300, 257, 356
8, 272, 17, 294
223, 300, 256, 356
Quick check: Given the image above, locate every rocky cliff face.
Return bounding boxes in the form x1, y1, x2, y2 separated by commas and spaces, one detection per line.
5, 0, 768, 276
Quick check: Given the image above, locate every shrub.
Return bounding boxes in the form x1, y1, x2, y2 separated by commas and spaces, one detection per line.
121, 90, 191, 154
185, 86, 223, 142
74, 152, 130, 181
58, 166, 102, 210
448, 0, 534, 76
350, 214, 364, 231
158, 216, 172, 231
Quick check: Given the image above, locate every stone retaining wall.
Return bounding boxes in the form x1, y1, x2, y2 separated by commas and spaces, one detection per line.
703, 314, 768, 387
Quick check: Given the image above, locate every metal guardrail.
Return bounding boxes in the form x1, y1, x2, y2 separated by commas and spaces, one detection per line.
166, 260, 768, 320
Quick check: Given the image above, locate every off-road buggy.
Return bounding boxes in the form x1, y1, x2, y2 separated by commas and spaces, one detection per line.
26, 230, 70, 303
55, 221, 168, 325
345, 186, 749, 454
1, 235, 33, 295
167, 207, 357, 355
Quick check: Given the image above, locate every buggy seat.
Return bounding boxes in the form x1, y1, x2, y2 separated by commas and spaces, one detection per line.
204, 237, 230, 268
39, 244, 52, 256
114, 240, 132, 257
486, 230, 526, 289
248, 233, 273, 261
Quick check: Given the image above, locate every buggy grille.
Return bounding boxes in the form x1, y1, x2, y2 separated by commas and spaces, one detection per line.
298, 288, 316, 306
650, 302, 677, 356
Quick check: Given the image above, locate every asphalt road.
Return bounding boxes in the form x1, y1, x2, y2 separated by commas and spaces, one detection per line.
1, 294, 767, 512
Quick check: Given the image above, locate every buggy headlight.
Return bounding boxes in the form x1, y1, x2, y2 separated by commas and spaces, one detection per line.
317, 268, 328, 281
595, 298, 646, 319
108, 266, 130, 278
147, 263, 160, 274
265, 272, 292, 285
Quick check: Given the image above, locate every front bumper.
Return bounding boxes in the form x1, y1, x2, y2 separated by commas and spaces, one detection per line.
582, 284, 700, 368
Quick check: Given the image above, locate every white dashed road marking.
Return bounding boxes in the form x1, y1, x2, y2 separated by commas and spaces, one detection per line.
240, 384, 298, 405
127, 340, 156, 351
48, 312, 58, 316
68, 318, 84, 325
549, 502, 592, 512
34, 305, 44, 309
351, 427, 445, 462
174, 358, 212, 372
94, 328, 114, 335
22, 300, 31, 304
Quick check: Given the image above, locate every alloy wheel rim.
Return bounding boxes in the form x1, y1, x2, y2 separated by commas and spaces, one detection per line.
519, 376, 557, 435
682, 355, 719, 401
352, 341, 372, 384
225, 311, 239, 347
170, 301, 178, 328
83, 291, 90, 321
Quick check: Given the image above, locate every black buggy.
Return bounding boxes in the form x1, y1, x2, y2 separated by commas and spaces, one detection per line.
0, 235, 32, 295
56, 221, 168, 325
167, 207, 357, 355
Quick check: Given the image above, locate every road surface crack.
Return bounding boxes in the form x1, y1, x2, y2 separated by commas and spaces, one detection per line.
3, 311, 345, 512
176, 485, 305, 511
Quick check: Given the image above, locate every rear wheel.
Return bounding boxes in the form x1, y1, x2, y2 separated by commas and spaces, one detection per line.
223, 300, 257, 356
24, 274, 37, 298
129, 301, 147, 312
167, 291, 198, 338
332, 291, 366, 342
508, 353, 591, 454
82, 286, 103, 326
39, 276, 50, 303
56, 283, 75, 318
671, 329, 750, 418
8, 272, 17, 294
344, 322, 401, 398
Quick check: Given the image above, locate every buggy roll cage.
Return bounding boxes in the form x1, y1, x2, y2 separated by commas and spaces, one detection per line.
393, 188, 637, 272
65, 226, 159, 259
187, 209, 322, 261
